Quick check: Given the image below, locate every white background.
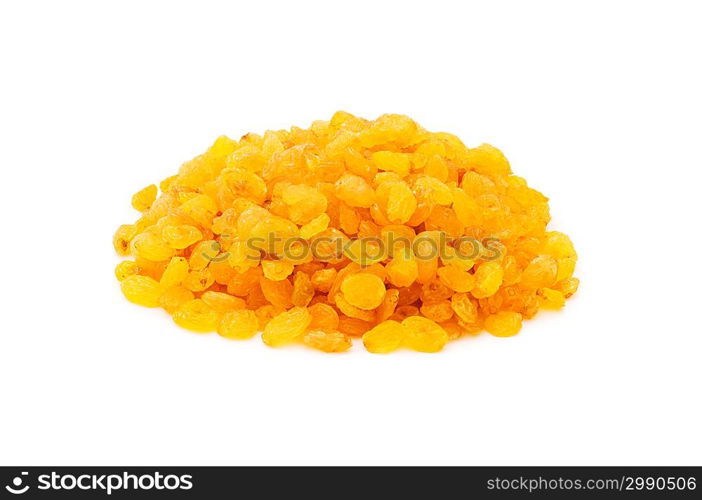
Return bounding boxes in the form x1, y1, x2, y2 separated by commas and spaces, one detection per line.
1, 1, 700, 466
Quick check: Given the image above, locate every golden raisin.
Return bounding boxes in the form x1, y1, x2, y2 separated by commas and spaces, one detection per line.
114, 112, 578, 353
291, 271, 315, 307
471, 261, 504, 299
362, 320, 407, 354
160, 257, 189, 287
340, 272, 386, 310
262, 307, 312, 346
131, 184, 158, 212
218, 309, 259, 339
172, 299, 221, 333
121, 275, 163, 307
484, 311, 523, 337
402, 316, 449, 353
538, 288, 566, 309
115, 260, 140, 282
162, 225, 203, 249
308, 303, 340, 332
420, 300, 454, 323
303, 330, 352, 353
201, 291, 246, 312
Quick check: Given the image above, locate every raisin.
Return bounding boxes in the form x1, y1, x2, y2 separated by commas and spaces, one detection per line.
303, 330, 352, 353
340, 273, 386, 310
172, 299, 220, 332
114, 112, 578, 353
362, 320, 407, 354
402, 316, 449, 353
218, 310, 259, 339
262, 307, 312, 346
484, 311, 522, 337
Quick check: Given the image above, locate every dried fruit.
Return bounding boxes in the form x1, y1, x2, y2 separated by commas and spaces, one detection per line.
386, 252, 418, 287
261, 307, 311, 346
362, 320, 407, 354
172, 299, 220, 332
538, 288, 566, 309
160, 257, 189, 287
260, 277, 293, 309
115, 112, 578, 353
450, 293, 478, 324
303, 330, 352, 352
520, 255, 558, 289
437, 265, 475, 293
121, 275, 163, 307
218, 310, 259, 339
420, 300, 454, 322
300, 213, 330, 239
402, 316, 449, 353
201, 291, 246, 312
484, 311, 523, 337
159, 286, 194, 313
308, 302, 340, 332
340, 273, 386, 310
115, 260, 140, 281
162, 225, 203, 249
130, 232, 174, 262
471, 261, 504, 299
335, 174, 375, 208
113, 224, 137, 256
261, 260, 294, 281
132, 184, 158, 212
292, 271, 315, 307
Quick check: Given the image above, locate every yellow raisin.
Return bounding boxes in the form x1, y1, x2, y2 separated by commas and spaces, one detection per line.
131, 184, 158, 212
121, 275, 164, 307
160, 257, 189, 287
218, 309, 259, 339
308, 303, 340, 332
471, 261, 504, 299
159, 286, 194, 313
114, 112, 578, 352
303, 330, 352, 353
484, 311, 522, 337
402, 315, 449, 353
162, 225, 203, 249
300, 213, 330, 239
261, 260, 295, 281
262, 307, 312, 346
437, 265, 475, 293
420, 300, 454, 323
375, 288, 400, 322
371, 151, 411, 177
553, 277, 580, 298
450, 293, 478, 324
172, 299, 221, 332
113, 224, 137, 256
130, 232, 175, 262
338, 315, 374, 337
340, 272, 386, 310
386, 253, 418, 287
292, 271, 315, 307
115, 260, 140, 281
260, 277, 293, 309
520, 255, 558, 289
538, 288, 565, 309
201, 291, 246, 312
311, 268, 337, 293
335, 174, 375, 208
334, 293, 376, 322
363, 320, 407, 354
